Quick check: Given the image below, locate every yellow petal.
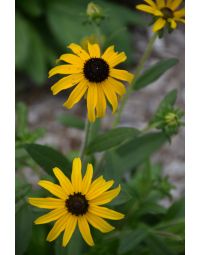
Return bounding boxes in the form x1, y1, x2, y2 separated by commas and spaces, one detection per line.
110, 68, 134, 84
136, 4, 163, 16
71, 158, 82, 193
102, 45, 115, 61
58, 53, 84, 66
28, 197, 65, 209
34, 208, 67, 225
144, 0, 157, 8
48, 65, 82, 78
90, 185, 121, 205
174, 17, 185, 23
87, 180, 114, 200
86, 212, 115, 233
89, 205, 125, 220
51, 74, 84, 95
82, 163, 93, 195
96, 86, 107, 118
107, 77, 126, 97
63, 79, 88, 109
168, 18, 177, 29
38, 181, 67, 200
68, 43, 90, 61
108, 52, 127, 67
156, 0, 165, 8
78, 216, 94, 246
87, 84, 98, 122
88, 43, 100, 58
169, 0, 183, 10
53, 167, 74, 195
86, 176, 106, 197
174, 8, 185, 18
62, 214, 77, 247
152, 18, 166, 32
166, 0, 173, 7
102, 81, 118, 113
47, 214, 69, 242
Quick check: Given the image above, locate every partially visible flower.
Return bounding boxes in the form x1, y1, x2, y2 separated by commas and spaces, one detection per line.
136, 0, 185, 33
28, 158, 124, 247
49, 43, 134, 122
151, 105, 184, 136
86, 2, 105, 24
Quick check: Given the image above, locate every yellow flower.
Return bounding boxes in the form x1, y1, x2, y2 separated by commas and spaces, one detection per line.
136, 0, 185, 32
28, 158, 124, 247
49, 43, 134, 122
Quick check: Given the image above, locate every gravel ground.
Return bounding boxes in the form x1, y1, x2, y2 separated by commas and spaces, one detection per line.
19, 28, 185, 200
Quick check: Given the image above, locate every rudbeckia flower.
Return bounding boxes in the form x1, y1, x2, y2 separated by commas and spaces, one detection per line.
136, 0, 185, 32
28, 158, 124, 247
49, 43, 134, 122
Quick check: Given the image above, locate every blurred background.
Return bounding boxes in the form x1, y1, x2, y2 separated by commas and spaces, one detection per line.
16, 0, 185, 254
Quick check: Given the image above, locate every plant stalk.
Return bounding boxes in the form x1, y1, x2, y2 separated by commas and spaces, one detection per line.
113, 33, 158, 127
80, 118, 90, 161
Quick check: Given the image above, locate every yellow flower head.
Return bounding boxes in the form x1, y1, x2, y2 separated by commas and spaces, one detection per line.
136, 0, 185, 32
49, 43, 134, 122
28, 158, 124, 247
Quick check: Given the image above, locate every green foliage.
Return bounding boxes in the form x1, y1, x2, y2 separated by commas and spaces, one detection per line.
86, 127, 139, 154
25, 143, 71, 177
58, 114, 85, 130
115, 132, 168, 171
16, 0, 146, 86
134, 58, 179, 90
16, 204, 33, 255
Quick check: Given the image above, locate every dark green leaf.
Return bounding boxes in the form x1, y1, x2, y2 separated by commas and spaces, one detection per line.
26, 225, 50, 255
164, 198, 185, 221
24, 26, 47, 85
86, 127, 139, 154
25, 143, 71, 176
134, 59, 179, 90
146, 234, 176, 255
16, 204, 33, 255
15, 12, 30, 68
118, 228, 148, 254
115, 132, 168, 171
58, 114, 85, 130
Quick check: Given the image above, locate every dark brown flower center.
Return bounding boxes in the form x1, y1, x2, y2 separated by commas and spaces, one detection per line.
83, 58, 109, 83
65, 192, 89, 216
161, 7, 174, 19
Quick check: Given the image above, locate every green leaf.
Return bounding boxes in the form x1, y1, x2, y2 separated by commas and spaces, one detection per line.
156, 89, 178, 114
164, 198, 185, 221
25, 143, 71, 176
24, 26, 47, 85
134, 59, 179, 90
16, 102, 28, 137
118, 228, 148, 254
16, 204, 33, 255
115, 132, 168, 171
15, 12, 30, 68
86, 127, 139, 154
146, 234, 176, 255
26, 225, 50, 255
58, 114, 85, 130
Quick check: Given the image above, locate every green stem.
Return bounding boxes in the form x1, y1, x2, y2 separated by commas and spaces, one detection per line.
113, 33, 158, 128
80, 118, 90, 161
